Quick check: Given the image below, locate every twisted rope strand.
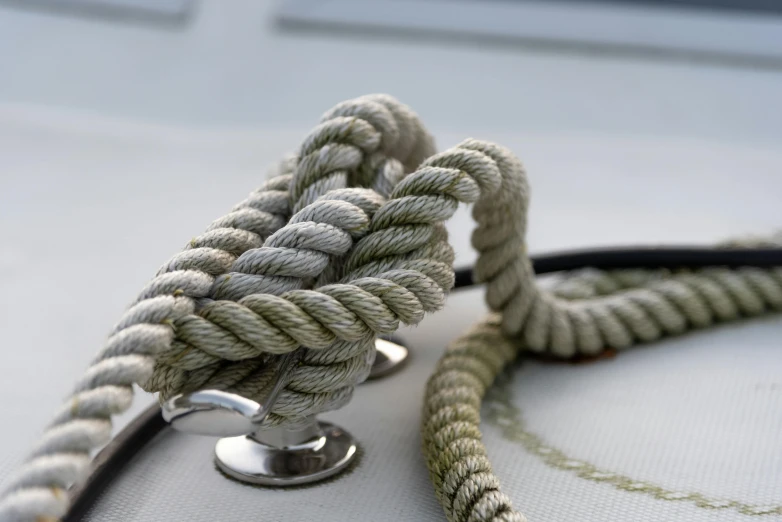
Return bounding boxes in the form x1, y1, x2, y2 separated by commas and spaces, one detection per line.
424, 264, 782, 522
142, 95, 432, 403
421, 139, 782, 522
241, 141, 510, 424
0, 94, 437, 521
416, 141, 530, 522
224, 95, 431, 422
273, 141, 509, 424
0, 166, 294, 522
549, 234, 782, 301
145, 96, 438, 424
145, 140, 512, 427
424, 315, 526, 522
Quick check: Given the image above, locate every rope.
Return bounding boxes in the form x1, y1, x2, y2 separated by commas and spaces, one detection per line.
0, 93, 439, 522
1, 92, 780, 522
146, 140, 509, 426
421, 158, 782, 521
144, 93, 439, 425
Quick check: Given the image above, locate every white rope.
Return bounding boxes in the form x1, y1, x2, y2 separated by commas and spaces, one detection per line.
0, 93, 439, 521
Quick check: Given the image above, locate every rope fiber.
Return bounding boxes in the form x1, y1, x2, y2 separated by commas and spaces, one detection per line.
1, 94, 779, 522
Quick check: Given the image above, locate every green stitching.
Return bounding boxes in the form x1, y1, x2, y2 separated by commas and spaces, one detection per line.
484, 375, 782, 517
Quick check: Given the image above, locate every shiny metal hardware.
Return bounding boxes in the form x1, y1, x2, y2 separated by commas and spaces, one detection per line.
163, 389, 261, 437
214, 420, 356, 486
368, 337, 409, 379
162, 352, 357, 486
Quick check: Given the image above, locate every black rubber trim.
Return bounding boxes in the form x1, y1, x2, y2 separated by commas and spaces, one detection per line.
64, 405, 165, 521
64, 245, 782, 520
454, 246, 782, 289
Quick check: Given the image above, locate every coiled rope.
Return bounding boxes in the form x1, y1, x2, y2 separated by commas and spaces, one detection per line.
421, 166, 782, 520
1, 94, 780, 522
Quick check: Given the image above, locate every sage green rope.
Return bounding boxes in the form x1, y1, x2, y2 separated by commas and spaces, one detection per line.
424, 266, 782, 522
421, 139, 531, 522
424, 314, 523, 522
421, 141, 782, 522
549, 234, 782, 301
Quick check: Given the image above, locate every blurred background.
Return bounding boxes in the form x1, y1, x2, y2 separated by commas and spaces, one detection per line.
1, 0, 782, 499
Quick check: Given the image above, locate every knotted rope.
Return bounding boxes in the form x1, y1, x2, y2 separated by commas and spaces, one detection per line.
143, 93, 440, 425
0, 93, 440, 521
1, 94, 780, 522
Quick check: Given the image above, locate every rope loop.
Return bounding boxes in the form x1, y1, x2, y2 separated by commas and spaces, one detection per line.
2, 93, 780, 522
